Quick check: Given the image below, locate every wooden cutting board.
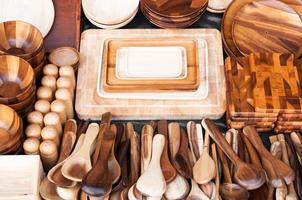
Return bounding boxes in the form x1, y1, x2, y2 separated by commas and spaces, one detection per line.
103, 38, 200, 92
44, 0, 81, 52
75, 29, 225, 120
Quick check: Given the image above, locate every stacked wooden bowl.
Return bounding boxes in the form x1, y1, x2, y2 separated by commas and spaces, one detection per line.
82, 0, 139, 29
0, 21, 46, 78
0, 55, 36, 118
141, 0, 208, 28
0, 104, 23, 155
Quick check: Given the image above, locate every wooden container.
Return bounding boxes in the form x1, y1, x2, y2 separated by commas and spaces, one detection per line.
0, 155, 44, 200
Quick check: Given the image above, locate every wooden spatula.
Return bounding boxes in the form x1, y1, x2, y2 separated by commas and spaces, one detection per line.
243, 126, 295, 187
81, 127, 116, 197
141, 125, 154, 174
136, 134, 166, 197
157, 120, 177, 183
203, 119, 266, 190
62, 123, 99, 182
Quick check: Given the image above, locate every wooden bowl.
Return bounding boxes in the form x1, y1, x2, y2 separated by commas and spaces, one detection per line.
27, 47, 46, 68
48, 47, 80, 70
0, 119, 23, 154
0, 55, 35, 103
34, 57, 47, 80
7, 87, 36, 111
0, 21, 44, 59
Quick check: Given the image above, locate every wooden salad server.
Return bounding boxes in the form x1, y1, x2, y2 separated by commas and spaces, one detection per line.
62, 123, 99, 182
278, 134, 298, 200
81, 126, 116, 197
48, 119, 77, 187
127, 123, 140, 185
158, 120, 177, 183
243, 126, 295, 187
141, 124, 154, 174
136, 134, 166, 197
203, 119, 266, 190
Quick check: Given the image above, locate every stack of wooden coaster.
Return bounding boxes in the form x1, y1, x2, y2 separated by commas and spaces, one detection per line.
225, 53, 302, 133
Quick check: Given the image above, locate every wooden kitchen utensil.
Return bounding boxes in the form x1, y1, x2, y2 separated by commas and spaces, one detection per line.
187, 121, 199, 163
43, 64, 59, 78
62, 123, 99, 182
168, 123, 181, 159
127, 123, 140, 185
203, 119, 266, 190
243, 126, 295, 187
81, 126, 116, 197
49, 47, 80, 69
193, 130, 216, 184
39, 140, 58, 171
211, 144, 220, 200
108, 124, 121, 184
141, 124, 154, 174
165, 174, 189, 200
136, 134, 166, 197
290, 132, 302, 163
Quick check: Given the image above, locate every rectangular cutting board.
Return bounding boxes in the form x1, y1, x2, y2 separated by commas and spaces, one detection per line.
76, 29, 225, 120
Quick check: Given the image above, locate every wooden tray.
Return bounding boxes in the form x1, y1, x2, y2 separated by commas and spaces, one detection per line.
44, 0, 81, 52
103, 38, 200, 92
76, 29, 225, 120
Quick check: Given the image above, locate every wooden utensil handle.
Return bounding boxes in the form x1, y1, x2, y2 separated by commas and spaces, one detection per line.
82, 123, 99, 147
241, 134, 262, 167
204, 131, 210, 153
152, 134, 165, 163
57, 131, 76, 163
242, 126, 269, 156
217, 147, 232, 183
202, 119, 241, 165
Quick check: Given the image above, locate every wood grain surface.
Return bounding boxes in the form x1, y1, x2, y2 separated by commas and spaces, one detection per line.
76, 29, 225, 120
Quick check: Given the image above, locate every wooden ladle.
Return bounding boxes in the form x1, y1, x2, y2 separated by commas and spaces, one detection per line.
243, 126, 295, 187
81, 126, 116, 197
136, 134, 166, 197
202, 119, 266, 190
193, 130, 216, 184
62, 123, 99, 182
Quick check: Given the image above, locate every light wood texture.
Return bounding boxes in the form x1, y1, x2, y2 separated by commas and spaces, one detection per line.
62, 123, 99, 182
43, 64, 59, 78
49, 47, 80, 70
232, 0, 302, 56
25, 124, 41, 140
141, 125, 154, 174
37, 86, 53, 102
59, 66, 76, 89
164, 174, 189, 200
127, 123, 140, 185
211, 144, 219, 200
51, 100, 67, 125
57, 76, 74, 100
0, 0, 54, 37
290, 132, 302, 164
207, 0, 232, 12
44, 112, 62, 136
76, 29, 225, 120
193, 131, 216, 184
203, 119, 266, 190
55, 88, 74, 119
136, 134, 166, 197
40, 140, 58, 171
41, 126, 60, 148
35, 100, 51, 115
243, 126, 295, 187
42, 76, 57, 92
39, 178, 64, 200
23, 137, 40, 155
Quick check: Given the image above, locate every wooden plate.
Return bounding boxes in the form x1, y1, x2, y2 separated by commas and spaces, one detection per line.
76, 29, 225, 120
232, 0, 302, 56
102, 38, 201, 92
0, 0, 55, 37
222, 0, 302, 58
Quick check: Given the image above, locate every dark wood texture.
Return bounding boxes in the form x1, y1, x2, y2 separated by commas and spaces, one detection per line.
127, 123, 140, 185
44, 0, 81, 52
202, 119, 266, 190
81, 128, 116, 197
243, 126, 295, 187
108, 124, 121, 185
141, 124, 154, 174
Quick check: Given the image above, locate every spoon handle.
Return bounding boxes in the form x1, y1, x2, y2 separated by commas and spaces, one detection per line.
241, 134, 262, 168
82, 123, 99, 151
151, 134, 165, 164
217, 146, 232, 183
128, 123, 140, 184
168, 122, 180, 158
57, 130, 76, 163
202, 119, 241, 166
141, 125, 154, 174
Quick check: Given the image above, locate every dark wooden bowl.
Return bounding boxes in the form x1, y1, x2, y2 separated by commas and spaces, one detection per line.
34, 57, 47, 80
27, 47, 46, 67
0, 55, 35, 104
7, 87, 36, 111
0, 21, 44, 60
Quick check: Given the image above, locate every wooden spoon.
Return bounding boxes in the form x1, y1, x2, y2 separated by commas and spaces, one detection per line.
211, 144, 219, 200
62, 123, 99, 182
136, 134, 166, 197
187, 121, 200, 162
127, 123, 140, 184
193, 130, 216, 184
47, 124, 77, 187
243, 126, 295, 187
157, 120, 177, 183
168, 123, 181, 159
141, 124, 154, 174
277, 134, 298, 200
108, 124, 121, 185
165, 174, 189, 200
202, 119, 266, 190
290, 132, 302, 164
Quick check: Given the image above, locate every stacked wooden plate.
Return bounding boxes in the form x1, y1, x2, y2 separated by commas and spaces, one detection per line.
207, 0, 232, 13
0, 21, 46, 78
0, 104, 23, 155
82, 0, 139, 29
226, 52, 302, 133
141, 0, 208, 28
0, 55, 36, 118
222, 0, 302, 58
76, 29, 225, 120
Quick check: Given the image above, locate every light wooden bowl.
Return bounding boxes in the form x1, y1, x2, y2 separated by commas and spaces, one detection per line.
7, 87, 36, 111
0, 21, 44, 59
48, 47, 80, 70
0, 55, 35, 104
27, 47, 46, 68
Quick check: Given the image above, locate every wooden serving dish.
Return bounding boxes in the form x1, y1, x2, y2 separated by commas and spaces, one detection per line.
102, 38, 200, 92
76, 29, 225, 120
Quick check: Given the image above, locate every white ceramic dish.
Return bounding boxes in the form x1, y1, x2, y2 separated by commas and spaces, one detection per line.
82, 0, 139, 25
98, 39, 209, 100
83, 5, 138, 29
116, 46, 187, 79
207, 0, 233, 13
0, 0, 55, 37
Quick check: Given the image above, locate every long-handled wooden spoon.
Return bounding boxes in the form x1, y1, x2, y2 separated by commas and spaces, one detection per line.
141, 124, 154, 174
203, 119, 266, 190
108, 124, 121, 185
243, 126, 295, 187
127, 123, 140, 185
81, 127, 116, 197
48, 120, 77, 187
158, 120, 177, 183
187, 121, 200, 162
62, 123, 99, 182
290, 132, 302, 164
136, 134, 166, 197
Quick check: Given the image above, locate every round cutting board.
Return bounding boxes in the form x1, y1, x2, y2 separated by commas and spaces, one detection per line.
232, 0, 302, 56
0, 0, 54, 37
